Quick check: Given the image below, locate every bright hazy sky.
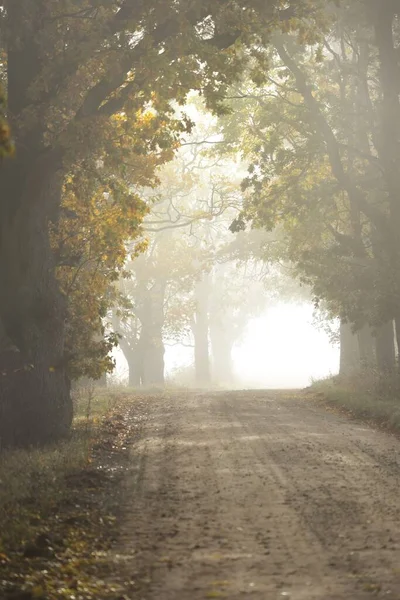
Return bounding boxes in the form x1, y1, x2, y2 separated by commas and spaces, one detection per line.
232, 304, 339, 389
113, 302, 339, 388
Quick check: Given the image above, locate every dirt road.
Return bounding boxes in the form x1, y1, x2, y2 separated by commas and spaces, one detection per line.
115, 390, 400, 599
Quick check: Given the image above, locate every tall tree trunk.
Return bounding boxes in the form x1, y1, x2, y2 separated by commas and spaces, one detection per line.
121, 345, 142, 387
192, 275, 211, 386
0, 9, 72, 447
128, 353, 142, 387
112, 312, 143, 387
0, 155, 72, 447
340, 321, 360, 376
394, 315, 400, 369
374, 8, 400, 341
375, 321, 396, 373
140, 281, 166, 387
357, 325, 375, 369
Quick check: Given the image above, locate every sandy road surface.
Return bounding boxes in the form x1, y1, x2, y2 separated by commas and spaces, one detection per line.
115, 391, 400, 599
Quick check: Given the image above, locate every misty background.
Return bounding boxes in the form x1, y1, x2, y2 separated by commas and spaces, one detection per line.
112, 304, 340, 389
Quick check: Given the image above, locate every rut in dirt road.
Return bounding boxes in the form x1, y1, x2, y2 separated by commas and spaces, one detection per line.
113, 390, 400, 600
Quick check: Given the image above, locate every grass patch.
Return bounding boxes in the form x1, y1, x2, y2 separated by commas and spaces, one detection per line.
0, 386, 139, 600
0, 386, 124, 552
310, 373, 400, 432
0, 436, 91, 550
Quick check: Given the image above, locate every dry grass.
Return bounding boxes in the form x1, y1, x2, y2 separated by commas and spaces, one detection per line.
311, 372, 400, 431
0, 386, 139, 600
0, 385, 128, 552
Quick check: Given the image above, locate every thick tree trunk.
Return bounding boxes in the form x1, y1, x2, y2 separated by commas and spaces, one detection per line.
375, 321, 396, 373
192, 276, 211, 386
141, 337, 165, 386
339, 321, 360, 376
121, 343, 143, 387
0, 4, 74, 447
121, 346, 142, 387
394, 315, 400, 370
374, 8, 400, 348
128, 358, 141, 387
0, 155, 72, 447
140, 282, 166, 387
112, 312, 143, 387
357, 325, 375, 369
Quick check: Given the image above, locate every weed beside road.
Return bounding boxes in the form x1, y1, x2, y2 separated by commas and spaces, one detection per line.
309, 373, 400, 433
0, 387, 140, 600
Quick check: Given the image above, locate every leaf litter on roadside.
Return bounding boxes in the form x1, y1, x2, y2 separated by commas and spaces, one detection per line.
0, 397, 147, 600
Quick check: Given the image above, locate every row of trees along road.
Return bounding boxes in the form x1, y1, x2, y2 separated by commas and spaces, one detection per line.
220, 1, 400, 377
112, 115, 274, 388
0, 0, 317, 447
5, 1, 400, 446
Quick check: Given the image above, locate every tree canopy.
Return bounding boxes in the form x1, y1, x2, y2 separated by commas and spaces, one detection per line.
0, 0, 319, 445
216, 0, 400, 373
3, 0, 400, 446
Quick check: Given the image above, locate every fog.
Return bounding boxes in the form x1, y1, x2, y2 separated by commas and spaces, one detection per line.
233, 304, 339, 389
112, 302, 339, 389
4, 1, 399, 442
3, 4, 400, 598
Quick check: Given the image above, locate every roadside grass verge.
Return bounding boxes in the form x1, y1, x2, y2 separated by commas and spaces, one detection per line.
0, 385, 139, 600
309, 373, 400, 432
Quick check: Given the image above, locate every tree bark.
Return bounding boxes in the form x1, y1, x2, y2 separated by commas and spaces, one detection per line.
121, 345, 142, 387
357, 325, 375, 369
0, 5, 73, 447
128, 355, 142, 387
394, 315, 400, 369
375, 321, 396, 373
0, 155, 72, 447
373, 8, 400, 338
373, 6, 400, 227
340, 321, 360, 376
112, 311, 143, 387
140, 282, 166, 387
